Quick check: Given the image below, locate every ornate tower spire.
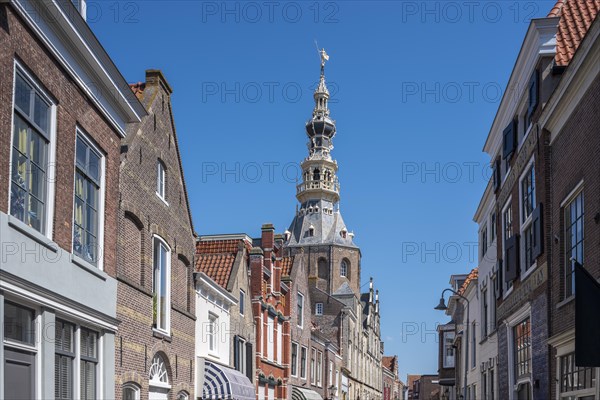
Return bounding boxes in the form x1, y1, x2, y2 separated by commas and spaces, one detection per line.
297, 48, 339, 205
286, 49, 355, 248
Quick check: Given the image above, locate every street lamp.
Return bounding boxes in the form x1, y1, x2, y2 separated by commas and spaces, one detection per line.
434, 288, 470, 400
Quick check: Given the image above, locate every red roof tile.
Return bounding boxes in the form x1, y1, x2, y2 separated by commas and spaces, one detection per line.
382, 356, 397, 372
458, 268, 478, 296
548, 0, 600, 66
281, 256, 294, 276
196, 239, 249, 289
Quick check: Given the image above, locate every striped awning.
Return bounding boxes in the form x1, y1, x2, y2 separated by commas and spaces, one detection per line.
202, 361, 255, 400
291, 386, 323, 400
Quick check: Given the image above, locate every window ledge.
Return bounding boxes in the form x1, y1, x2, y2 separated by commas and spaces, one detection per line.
71, 254, 107, 281
520, 262, 538, 282
557, 296, 575, 310
156, 192, 169, 206
7, 215, 57, 253
152, 328, 172, 342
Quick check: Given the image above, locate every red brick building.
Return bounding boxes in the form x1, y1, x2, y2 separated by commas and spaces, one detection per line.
115, 70, 196, 400
250, 224, 291, 400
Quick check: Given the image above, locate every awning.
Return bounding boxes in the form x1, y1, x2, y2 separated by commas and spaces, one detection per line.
202, 361, 255, 400
291, 386, 323, 400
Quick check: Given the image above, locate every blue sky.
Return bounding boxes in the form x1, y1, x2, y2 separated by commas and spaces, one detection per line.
91, 0, 552, 381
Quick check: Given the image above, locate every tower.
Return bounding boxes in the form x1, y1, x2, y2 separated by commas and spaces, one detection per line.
285, 49, 360, 295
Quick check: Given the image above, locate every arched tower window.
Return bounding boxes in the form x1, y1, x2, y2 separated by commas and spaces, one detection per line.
340, 259, 349, 278
313, 168, 320, 181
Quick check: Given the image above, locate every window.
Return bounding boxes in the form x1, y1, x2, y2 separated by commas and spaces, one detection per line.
482, 371, 487, 400
234, 336, 247, 375
3, 301, 35, 345
513, 318, 531, 381
80, 328, 98, 400
482, 288, 488, 337
177, 392, 189, 400
559, 352, 596, 398
317, 351, 323, 387
311, 348, 316, 383
122, 384, 140, 400
239, 289, 245, 316
340, 260, 348, 277
315, 302, 323, 315
565, 191, 584, 298
490, 368, 495, 400
329, 361, 333, 388
520, 163, 536, 274
10, 70, 52, 234
55, 320, 75, 400
490, 278, 497, 331
267, 316, 274, 361
153, 236, 171, 333
297, 293, 304, 328
208, 313, 218, 352
277, 321, 282, 364
443, 331, 455, 368
291, 342, 298, 376
503, 201, 514, 292
471, 321, 476, 368
481, 226, 488, 258
491, 212, 497, 242
300, 346, 307, 379
156, 160, 166, 200
149, 353, 169, 385
73, 134, 102, 265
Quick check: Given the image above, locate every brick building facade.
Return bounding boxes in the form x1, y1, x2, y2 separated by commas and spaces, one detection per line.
115, 70, 196, 400
0, 1, 144, 398
250, 224, 291, 400
542, 1, 600, 398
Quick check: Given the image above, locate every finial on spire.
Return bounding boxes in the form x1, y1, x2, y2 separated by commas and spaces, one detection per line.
319, 48, 329, 75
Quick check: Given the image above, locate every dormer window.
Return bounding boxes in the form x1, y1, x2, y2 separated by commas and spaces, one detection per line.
340, 228, 347, 239
308, 225, 315, 237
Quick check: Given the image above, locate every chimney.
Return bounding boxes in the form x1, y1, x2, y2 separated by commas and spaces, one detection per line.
249, 247, 264, 298
145, 70, 173, 94
375, 289, 380, 314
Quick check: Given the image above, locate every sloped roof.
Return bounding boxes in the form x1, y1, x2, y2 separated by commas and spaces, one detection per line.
382, 356, 397, 373
457, 268, 478, 296
333, 282, 354, 296
196, 239, 246, 289
548, 0, 600, 66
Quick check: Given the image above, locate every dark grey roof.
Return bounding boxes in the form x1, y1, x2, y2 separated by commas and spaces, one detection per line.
286, 200, 357, 248
333, 282, 355, 296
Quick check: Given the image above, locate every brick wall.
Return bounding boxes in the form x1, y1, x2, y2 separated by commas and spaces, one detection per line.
0, 4, 122, 275
115, 70, 196, 400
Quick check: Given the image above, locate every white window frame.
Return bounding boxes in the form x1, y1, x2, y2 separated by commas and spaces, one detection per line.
239, 289, 245, 316
507, 303, 532, 400
518, 157, 537, 281
317, 350, 323, 387
122, 383, 141, 400
207, 312, 218, 354
443, 330, 455, 368
72, 129, 106, 270
276, 321, 282, 364
156, 160, 167, 204
561, 180, 584, 300
300, 345, 308, 380
340, 260, 348, 277
267, 315, 274, 361
315, 302, 323, 315
152, 235, 171, 335
9, 62, 57, 240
